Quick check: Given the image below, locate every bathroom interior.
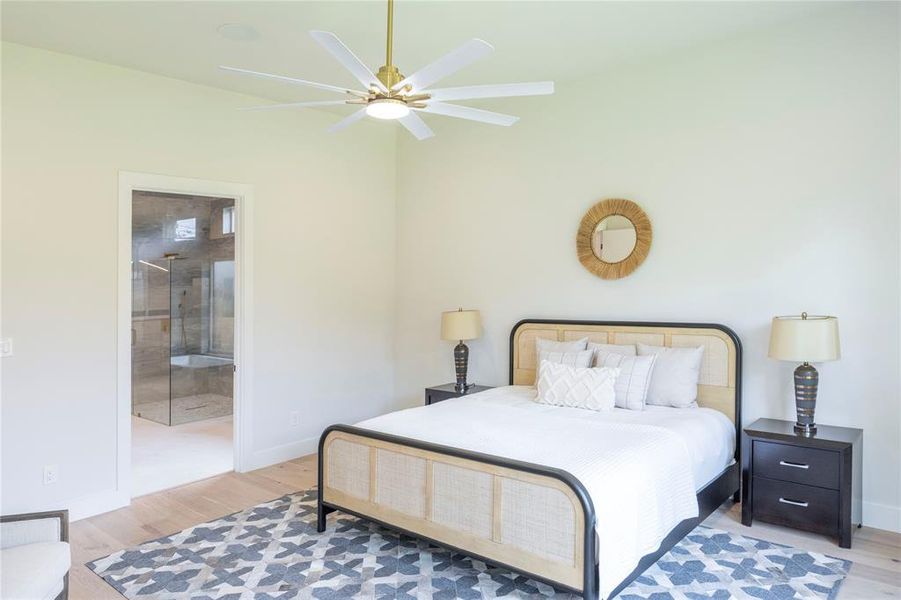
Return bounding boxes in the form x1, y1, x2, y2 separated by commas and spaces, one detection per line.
131, 191, 236, 496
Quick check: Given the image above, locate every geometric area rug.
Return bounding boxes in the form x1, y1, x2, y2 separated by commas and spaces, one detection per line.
87, 489, 852, 600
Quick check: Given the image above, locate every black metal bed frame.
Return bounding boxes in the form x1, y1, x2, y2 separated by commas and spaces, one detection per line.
318, 319, 742, 599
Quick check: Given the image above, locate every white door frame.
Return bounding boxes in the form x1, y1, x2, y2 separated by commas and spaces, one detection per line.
117, 171, 254, 503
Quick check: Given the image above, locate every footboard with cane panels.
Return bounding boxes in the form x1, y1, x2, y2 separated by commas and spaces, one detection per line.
318, 426, 597, 594
318, 319, 742, 599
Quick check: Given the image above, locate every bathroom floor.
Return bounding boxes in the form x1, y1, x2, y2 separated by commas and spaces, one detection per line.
133, 372, 233, 425
132, 414, 233, 497
134, 393, 234, 425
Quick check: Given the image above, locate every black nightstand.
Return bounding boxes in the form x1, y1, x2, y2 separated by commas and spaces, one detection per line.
741, 418, 862, 548
425, 383, 493, 405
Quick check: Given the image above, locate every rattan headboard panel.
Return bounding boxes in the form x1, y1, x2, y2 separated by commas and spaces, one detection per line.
509, 320, 741, 424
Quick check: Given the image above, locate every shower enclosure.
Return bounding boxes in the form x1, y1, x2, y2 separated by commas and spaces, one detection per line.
131, 193, 235, 425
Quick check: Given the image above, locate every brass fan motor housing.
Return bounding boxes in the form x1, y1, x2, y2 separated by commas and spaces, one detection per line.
376, 65, 405, 91
347, 66, 429, 108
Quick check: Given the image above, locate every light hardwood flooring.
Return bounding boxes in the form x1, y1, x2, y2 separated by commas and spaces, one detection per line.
71, 455, 900, 599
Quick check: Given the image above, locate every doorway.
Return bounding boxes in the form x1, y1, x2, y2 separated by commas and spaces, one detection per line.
131, 192, 236, 495
117, 172, 253, 505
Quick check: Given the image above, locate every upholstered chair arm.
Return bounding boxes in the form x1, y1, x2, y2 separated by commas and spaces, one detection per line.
0, 510, 69, 549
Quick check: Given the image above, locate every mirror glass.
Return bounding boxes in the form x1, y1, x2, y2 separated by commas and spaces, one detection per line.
591, 215, 637, 263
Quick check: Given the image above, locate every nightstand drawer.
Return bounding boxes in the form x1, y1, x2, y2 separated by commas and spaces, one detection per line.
753, 440, 839, 489
753, 477, 838, 535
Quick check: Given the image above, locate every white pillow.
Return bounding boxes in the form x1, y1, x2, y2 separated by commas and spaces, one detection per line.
588, 342, 637, 366
638, 343, 705, 408
536, 337, 588, 354
596, 352, 657, 410
536, 360, 618, 412
538, 349, 594, 368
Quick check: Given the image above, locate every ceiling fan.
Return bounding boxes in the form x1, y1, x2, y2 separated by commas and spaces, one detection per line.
220, 0, 554, 140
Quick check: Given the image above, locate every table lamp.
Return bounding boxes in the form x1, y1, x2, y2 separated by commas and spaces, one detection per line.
441, 308, 482, 393
768, 312, 841, 436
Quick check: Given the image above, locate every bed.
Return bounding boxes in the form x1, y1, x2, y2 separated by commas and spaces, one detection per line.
317, 319, 742, 599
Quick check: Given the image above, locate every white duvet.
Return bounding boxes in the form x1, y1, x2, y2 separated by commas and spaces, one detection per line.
356, 385, 735, 599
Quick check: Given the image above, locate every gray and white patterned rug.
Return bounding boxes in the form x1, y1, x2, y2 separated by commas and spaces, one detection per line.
88, 489, 851, 599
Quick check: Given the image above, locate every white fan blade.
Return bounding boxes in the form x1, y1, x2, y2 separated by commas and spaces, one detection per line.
398, 112, 435, 140
239, 100, 349, 112
393, 39, 493, 92
427, 81, 554, 102
328, 108, 367, 133
310, 31, 388, 93
220, 66, 363, 96
416, 102, 518, 126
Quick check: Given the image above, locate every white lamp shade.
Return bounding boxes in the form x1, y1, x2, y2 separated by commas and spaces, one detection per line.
441, 309, 482, 341
768, 314, 841, 362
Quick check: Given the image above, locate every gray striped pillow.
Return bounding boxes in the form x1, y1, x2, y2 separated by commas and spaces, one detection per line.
596, 352, 657, 410
588, 342, 637, 361
538, 349, 594, 369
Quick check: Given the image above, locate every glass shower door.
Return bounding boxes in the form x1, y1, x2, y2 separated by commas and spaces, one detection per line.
210, 260, 235, 356
131, 258, 172, 424
169, 258, 234, 425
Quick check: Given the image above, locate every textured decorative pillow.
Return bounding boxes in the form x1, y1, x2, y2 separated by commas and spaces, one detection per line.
588, 342, 637, 366
536, 360, 618, 412
538, 349, 594, 368
536, 337, 589, 355
595, 352, 657, 410
638, 343, 705, 408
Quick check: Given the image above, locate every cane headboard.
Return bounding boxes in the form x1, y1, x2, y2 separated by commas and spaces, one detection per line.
509, 319, 742, 425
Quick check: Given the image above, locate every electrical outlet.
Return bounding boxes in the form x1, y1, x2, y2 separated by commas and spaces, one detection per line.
43, 464, 59, 485
290, 411, 300, 427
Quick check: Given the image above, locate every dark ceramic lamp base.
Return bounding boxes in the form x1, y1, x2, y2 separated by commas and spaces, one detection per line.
793, 362, 819, 436
453, 341, 472, 393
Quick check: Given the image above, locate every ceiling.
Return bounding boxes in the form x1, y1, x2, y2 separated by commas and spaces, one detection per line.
2, 1, 837, 106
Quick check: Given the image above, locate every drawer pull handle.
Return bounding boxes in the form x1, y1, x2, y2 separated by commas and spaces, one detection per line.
779, 460, 809, 469
778, 497, 809, 508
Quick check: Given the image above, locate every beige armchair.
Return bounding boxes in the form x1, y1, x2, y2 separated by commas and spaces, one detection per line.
0, 510, 70, 600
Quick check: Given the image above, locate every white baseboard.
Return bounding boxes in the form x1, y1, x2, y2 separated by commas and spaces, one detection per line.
243, 435, 320, 473
68, 488, 130, 522
863, 500, 901, 533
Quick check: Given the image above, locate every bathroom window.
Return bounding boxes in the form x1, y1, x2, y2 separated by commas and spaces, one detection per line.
222, 206, 235, 235
174, 217, 196, 241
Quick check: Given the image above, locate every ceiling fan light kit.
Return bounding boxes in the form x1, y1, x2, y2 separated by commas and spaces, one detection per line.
221, 0, 554, 140
366, 98, 410, 120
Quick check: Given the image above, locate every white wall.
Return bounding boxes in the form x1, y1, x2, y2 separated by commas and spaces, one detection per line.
3, 4, 899, 533
0, 43, 397, 518
394, 5, 901, 531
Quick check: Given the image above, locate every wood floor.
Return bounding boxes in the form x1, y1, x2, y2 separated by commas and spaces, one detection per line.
72, 454, 900, 600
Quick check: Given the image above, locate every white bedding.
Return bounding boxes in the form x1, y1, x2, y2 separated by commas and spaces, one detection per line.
356, 385, 735, 599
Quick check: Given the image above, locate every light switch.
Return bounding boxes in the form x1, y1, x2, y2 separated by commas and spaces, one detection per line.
0, 338, 12, 357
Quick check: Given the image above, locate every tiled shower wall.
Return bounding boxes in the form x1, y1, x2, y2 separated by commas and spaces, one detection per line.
132, 192, 235, 425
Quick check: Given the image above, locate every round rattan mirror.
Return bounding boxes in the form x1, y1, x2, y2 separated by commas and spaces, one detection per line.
576, 199, 652, 280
